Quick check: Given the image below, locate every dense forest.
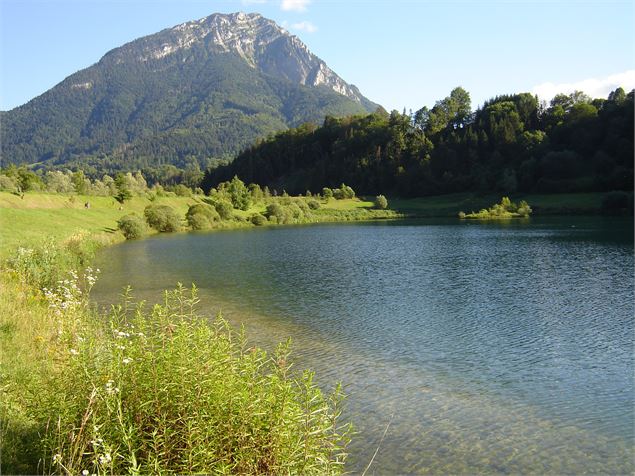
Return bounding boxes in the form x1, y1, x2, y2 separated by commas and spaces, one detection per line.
203, 87, 634, 197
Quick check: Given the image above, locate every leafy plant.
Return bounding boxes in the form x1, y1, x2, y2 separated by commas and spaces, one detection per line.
144, 205, 181, 232
117, 214, 147, 239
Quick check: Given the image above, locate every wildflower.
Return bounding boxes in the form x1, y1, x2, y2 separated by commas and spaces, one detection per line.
70, 349, 79, 356
82, 470, 89, 475
105, 380, 119, 395
53, 453, 62, 464
122, 357, 133, 365
99, 453, 112, 465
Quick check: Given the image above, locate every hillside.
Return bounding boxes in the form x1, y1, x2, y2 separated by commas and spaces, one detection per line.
1, 12, 377, 172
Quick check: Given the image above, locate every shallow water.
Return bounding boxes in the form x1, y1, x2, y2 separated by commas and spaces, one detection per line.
92, 216, 635, 474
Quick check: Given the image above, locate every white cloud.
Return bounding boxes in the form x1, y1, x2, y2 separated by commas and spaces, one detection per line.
281, 0, 310, 12
532, 70, 635, 102
291, 20, 317, 33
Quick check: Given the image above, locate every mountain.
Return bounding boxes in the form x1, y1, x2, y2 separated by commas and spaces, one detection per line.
1, 12, 378, 171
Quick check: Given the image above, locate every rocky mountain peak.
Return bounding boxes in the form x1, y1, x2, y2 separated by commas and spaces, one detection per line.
102, 12, 370, 105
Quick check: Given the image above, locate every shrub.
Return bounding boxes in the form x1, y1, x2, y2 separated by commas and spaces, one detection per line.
266, 202, 293, 224
250, 213, 267, 226
144, 205, 181, 232
188, 213, 211, 230
340, 184, 355, 199
307, 199, 321, 210
517, 200, 532, 217
374, 195, 388, 210
186, 203, 220, 230
172, 184, 192, 197
211, 199, 234, 220
42, 285, 352, 475
322, 187, 333, 201
0, 174, 19, 193
117, 214, 147, 239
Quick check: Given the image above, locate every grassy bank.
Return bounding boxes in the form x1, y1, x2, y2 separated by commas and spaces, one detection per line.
0, 192, 397, 258
0, 192, 363, 474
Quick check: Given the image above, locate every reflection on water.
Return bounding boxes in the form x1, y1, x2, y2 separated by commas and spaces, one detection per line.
93, 217, 634, 474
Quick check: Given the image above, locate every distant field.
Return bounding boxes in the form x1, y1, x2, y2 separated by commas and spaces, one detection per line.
0, 193, 193, 258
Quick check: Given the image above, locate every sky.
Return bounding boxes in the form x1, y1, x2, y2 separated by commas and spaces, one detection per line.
1, 0, 634, 112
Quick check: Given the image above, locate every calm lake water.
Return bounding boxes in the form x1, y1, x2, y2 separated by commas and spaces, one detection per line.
92, 217, 634, 474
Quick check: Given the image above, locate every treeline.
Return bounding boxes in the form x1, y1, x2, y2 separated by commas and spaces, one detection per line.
203, 87, 634, 197
0, 164, 205, 198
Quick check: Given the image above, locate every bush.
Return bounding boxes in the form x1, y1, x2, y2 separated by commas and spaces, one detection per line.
210, 199, 234, 220
307, 199, 321, 210
250, 213, 267, 226
172, 184, 192, 197
41, 285, 352, 475
266, 202, 293, 224
186, 203, 220, 230
374, 195, 388, 210
0, 174, 19, 193
187, 213, 211, 230
322, 188, 333, 201
144, 205, 181, 232
117, 214, 147, 239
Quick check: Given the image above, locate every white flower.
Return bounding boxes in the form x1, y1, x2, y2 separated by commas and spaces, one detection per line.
82, 470, 89, 475
99, 453, 112, 465
70, 349, 79, 356
122, 357, 133, 365
53, 453, 62, 464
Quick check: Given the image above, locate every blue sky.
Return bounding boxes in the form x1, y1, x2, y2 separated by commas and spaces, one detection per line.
1, 0, 634, 112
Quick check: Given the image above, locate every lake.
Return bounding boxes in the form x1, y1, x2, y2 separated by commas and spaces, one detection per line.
92, 216, 634, 474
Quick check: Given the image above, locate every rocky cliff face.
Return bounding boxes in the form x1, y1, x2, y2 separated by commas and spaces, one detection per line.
100, 12, 370, 106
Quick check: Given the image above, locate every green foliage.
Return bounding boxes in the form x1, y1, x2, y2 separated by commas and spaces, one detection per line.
117, 214, 147, 240
307, 199, 321, 210
114, 173, 133, 203
250, 213, 268, 226
374, 195, 388, 209
322, 188, 333, 200
186, 203, 220, 230
224, 176, 252, 211
3, 236, 352, 474
459, 196, 532, 219
5, 235, 99, 290
144, 205, 182, 232
0, 174, 19, 193
171, 184, 192, 197
204, 88, 633, 199
209, 199, 234, 220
